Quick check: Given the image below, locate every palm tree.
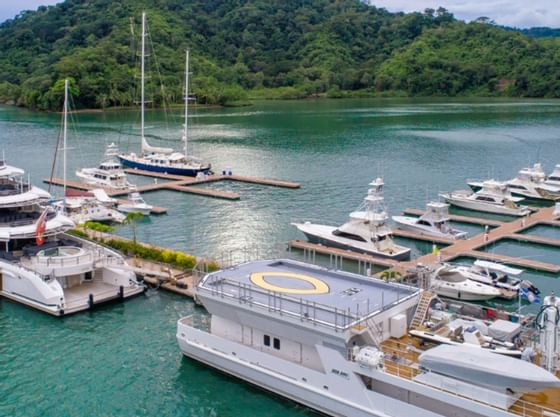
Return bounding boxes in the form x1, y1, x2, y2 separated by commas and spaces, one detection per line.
379, 270, 403, 283
123, 212, 144, 245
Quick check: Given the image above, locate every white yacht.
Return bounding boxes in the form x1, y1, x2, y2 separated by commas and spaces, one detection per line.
293, 178, 410, 260
76, 143, 131, 190
117, 187, 152, 215
444, 260, 540, 300
118, 14, 211, 177
440, 180, 532, 217
177, 259, 560, 417
469, 164, 560, 201
545, 164, 560, 187
0, 160, 144, 316
392, 201, 468, 240
431, 263, 503, 301
59, 191, 126, 224
554, 202, 560, 219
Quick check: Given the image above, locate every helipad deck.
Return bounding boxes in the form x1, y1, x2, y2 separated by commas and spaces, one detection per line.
197, 259, 419, 330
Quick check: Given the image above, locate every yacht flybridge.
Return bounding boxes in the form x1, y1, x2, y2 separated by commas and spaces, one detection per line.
440, 180, 532, 216
545, 164, 560, 187
76, 143, 131, 190
293, 178, 410, 260
392, 201, 468, 240
177, 259, 560, 417
469, 164, 560, 201
118, 13, 211, 177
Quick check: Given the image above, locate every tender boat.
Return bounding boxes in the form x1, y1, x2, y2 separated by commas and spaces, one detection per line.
117, 187, 152, 215
76, 143, 131, 190
293, 178, 410, 260
445, 260, 540, 301
177, 258, 560, 417
419, 345, 560, 391
440, 180, 532, 216
469, 164, 560, 201
392, 201, 468, 240
431, 263, 501, 301
119, 14, 211, 177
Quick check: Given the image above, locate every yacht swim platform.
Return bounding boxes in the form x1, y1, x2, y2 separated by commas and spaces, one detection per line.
197, 259, 419, 330
403, 208, 506, 227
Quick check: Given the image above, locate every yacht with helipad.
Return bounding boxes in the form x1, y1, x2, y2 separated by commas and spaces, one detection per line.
293, 178, 410, 260
177, 258, 560, 417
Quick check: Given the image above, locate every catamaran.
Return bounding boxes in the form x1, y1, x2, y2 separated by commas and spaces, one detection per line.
118, 13, 211, 177
293, 178, 411, 260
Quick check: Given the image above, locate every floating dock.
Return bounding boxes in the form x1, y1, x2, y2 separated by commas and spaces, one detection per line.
291, 206, 560, 275
44, 170, 300, 204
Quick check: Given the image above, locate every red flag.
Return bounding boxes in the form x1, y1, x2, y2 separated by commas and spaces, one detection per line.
35, 208, 49, 246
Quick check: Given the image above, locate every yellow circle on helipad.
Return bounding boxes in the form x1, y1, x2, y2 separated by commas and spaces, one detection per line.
250, 272, 330, 295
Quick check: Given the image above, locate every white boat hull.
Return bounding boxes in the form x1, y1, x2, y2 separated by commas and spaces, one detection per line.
117, 205, 152, 216
293, 223, 410, 260
392, 216, 467, 240
441, 195, 530, 217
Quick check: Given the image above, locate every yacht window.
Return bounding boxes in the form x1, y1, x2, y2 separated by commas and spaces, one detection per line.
417, 220, 431, 226
550, 176, 560, 181
273, 338, 280, 350
508, 185, 526, 190
475, 196, 495, 202
332, 230, 367, 242
264, 335, 270, 347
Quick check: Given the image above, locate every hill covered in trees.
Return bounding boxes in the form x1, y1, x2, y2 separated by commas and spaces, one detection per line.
0, 0, 559, 110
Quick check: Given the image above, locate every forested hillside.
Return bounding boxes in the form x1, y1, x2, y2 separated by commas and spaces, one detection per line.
0, 0, 559, 110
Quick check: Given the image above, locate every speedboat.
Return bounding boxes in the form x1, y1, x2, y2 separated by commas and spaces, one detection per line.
431, 263, 501, 300
392, 201, 467, 240
469, 163, 560, 201
440, 180, 532, 216
117, 187, 152, 215
292, 178, 410, 260
76, 143, 132, 190
118, 15, 211, 177
448, 260, 540, 301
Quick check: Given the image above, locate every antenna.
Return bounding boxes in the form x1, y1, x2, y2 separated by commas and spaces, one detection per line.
183, 49, 189, 158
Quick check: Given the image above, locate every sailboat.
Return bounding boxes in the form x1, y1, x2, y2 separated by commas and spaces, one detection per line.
118, 13, 211, 177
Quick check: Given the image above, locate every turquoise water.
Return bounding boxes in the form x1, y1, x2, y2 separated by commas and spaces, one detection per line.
481, 238, 560, 265
521, 224, 560, 240
3, 98, 560, 415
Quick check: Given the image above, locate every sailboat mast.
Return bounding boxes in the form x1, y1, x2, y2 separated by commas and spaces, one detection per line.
63, 79, 69, 203
140, 12, 146, 153
183, 49, 189, 158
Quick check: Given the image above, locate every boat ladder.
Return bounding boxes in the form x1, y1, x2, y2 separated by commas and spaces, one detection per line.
410, 290, 435, 330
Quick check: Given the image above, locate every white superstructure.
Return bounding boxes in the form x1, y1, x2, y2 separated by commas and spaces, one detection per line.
440, 180, 532, 216
177, 259, 560, 417
392, 201, 468, 240
76, 143, 131, 190
293, 178, 410, 260
430, 263, 502, 301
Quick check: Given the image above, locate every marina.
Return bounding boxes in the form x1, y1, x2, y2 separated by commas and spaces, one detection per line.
3, 99, 560, 417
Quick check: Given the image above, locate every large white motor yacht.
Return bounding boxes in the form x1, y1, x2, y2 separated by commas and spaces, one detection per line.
440, 180, 532, 216
0, 160, 144, 316
392, 201, 468, 240
76, 143, 131, 190
293, 178, 410, 260
469, 164, 560, 201
545, 164, 560, 187
177, 259, 560, 417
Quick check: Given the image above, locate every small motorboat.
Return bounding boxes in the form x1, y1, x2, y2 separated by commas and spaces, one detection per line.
117, 188, 152, 215
293, 178, 410, 260
430, 263, 501, 301
392, 201, 467, 240
555, 202, 560, 219
440, 180, 532, 216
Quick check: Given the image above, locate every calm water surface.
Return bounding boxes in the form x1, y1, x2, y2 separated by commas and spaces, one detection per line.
2, 98, 560, 416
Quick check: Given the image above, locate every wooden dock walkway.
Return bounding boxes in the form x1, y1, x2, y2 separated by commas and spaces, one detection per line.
166, 183, 240, 200
402, 208, 505, 227
291, 206, 560, 275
